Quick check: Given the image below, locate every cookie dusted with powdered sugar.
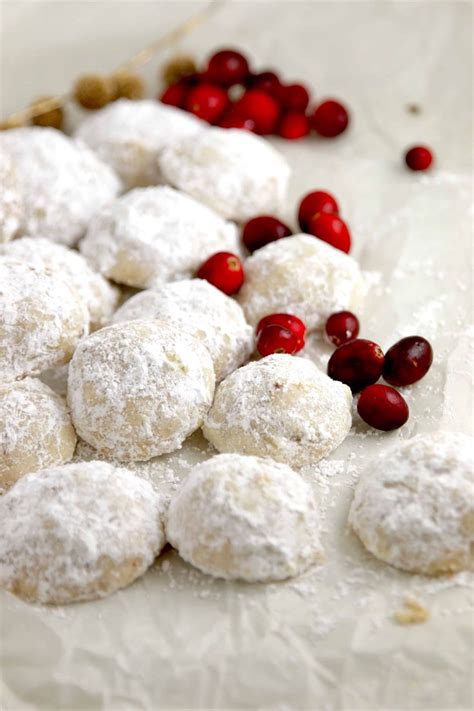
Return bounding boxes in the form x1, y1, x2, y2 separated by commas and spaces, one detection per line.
160, 127, 290, 221
166, 453, 324, 582
0, 461, 165, 604
0, 258, 89, 380
0, 147, 22, 243
0, 237, 119, 330
203, 354, 352, 468
0, 127, 121, 246
74, 99, 205, 189
68, 320, 215, 461
349, 432, 474, 575
80, 186, 240, 289
238, 234, 366, 330
112, 279, 253, 381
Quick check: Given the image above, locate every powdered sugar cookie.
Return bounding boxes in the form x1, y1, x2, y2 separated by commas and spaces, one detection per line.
112, 279, 253, 381
166, 453, 323, 582
80, 186, 240, 289
0, 237, 119, 330
0, 461, 165, 603
0, 258, 88, 380
0, 378, 76, 493
0, 147, 22, 243
74, 99, 204, 189
160, 127, 290, 221
203, 354, 352, 467
68, 320, 215, 461
349, 432, 474, 575
0, 127, 121, 246
238, 234, 366, 329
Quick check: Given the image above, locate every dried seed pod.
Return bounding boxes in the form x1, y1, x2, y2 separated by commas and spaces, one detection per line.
31, 96, 64, 130
112, 71, 146, 100
161, 55, 197, 87
74, 74, 115, 110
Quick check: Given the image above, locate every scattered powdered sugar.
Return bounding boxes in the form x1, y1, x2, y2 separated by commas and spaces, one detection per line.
0, 127, 121, 246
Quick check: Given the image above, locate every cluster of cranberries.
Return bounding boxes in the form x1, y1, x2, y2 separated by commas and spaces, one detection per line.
160, 48, 349, 140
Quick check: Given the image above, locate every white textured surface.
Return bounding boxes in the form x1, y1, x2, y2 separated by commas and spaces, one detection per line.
0, 147, 22, 242
80, 186, 241, 288
166, 453, 323, 582
0, 2, 472, 710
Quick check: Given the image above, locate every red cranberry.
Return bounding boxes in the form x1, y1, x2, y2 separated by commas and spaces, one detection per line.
196, 252, 244, 295
185, 83, 229, 123
249, 71, 283, 100
277, 112, 310, 140
206, 49, 250, 86
405, 145, 434, 171
218, 110, 256, 131
298, 190, 339, 231
383, 336, 433, 386
256, 325, 298, 357
327, 339, 384, 392
308, 212, 351, 253
256, 313, 306, 351
311, 99, 349, 138
281, 83, 310, 111
357, 384, 409, 431
160, 82, 189, 109
233, 90, 280, 134
325, 311, 360, 347
242, 215, 292, 253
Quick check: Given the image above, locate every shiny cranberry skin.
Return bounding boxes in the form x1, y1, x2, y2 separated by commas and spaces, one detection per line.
325, 311, 360, 347
196, 252, 244, 295
277, 112, 310, 139
256, 325, 298, 357
298, 190, 339, 231
308, 212, 351, 253
281, 83, 310, 111
250, 71, 283, 100
357, 384, 409, 431
218, 110, 256, 131
311, 99, 349, 137
328, 339, 384, 392
185, 83, 229, 123
242, 215, 292, 253
405, 145, 434, 171
256, 313, 306, 351
160, 81, 189, 109
206, 49, 250, 86
233, 90, 280, 134
383, 336, 433, 386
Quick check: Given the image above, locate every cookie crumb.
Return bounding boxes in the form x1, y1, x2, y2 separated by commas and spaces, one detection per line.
394, 596, 430, 624
406, 103, 421, 114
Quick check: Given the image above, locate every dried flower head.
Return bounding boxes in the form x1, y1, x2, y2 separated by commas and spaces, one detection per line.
74, 74, 115, 110
30, 96, 64, 130
162, 55, 197, 87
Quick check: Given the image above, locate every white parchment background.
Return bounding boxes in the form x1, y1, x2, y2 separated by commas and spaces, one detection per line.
0, 2, 473, 709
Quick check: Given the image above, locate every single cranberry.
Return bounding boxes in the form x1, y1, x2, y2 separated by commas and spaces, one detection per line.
298, 190, 339, 231
249, 71, 283, 100
185, 83, 229, 123
308, 212, 351, 253
383, 336, 433, 386
328, 339, 384, 392
160, 81, 189, 109
196, 252, 244, 295
277, 112, 311, 140
256, 325, 298, 357
281, 83, 310, 111
218, 110, 256, 131
405, 145, 434, 171
311, 99, 349, 138
242, 215, 292, 253
206, 49, 250, 86
357, 384, 409, 431
325, 311, 360, 347
256, 313, 306, 351
233, 90, 280, 134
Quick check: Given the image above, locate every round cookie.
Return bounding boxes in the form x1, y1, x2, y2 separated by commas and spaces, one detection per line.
0, 461, 165, 604
349, 432, 474, 575
0, 237, 119, 330
166, 453, 323, 582
80, 186, 240, 289
0, 147, 22, 243
0, 378, 76, 493
112, 279, 253, 381
160, 127, 290, 221
0, 257, 89, 380
68, 320, 215, 461
238, 234, 366, 330
74, 99, 204, 189
203, 354, 352, 467
0, 127, 121, 246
